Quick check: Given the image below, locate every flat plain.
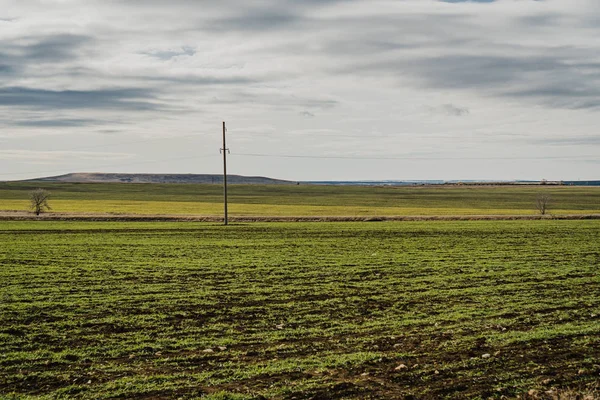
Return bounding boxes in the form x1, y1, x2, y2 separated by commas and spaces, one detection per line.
1, 220, 599, 399
0, 182, 599, 216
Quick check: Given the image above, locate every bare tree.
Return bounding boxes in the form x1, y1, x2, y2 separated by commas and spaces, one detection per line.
29, 188, 51, 215
536, 193, 551, 215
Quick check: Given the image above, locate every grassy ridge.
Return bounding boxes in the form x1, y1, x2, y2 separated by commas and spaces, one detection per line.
1, 220, 599, 398
0, 182, 599, 216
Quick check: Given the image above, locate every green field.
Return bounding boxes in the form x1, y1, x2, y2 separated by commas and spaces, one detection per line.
0, 182, 599, 216
1, 220, 599, 399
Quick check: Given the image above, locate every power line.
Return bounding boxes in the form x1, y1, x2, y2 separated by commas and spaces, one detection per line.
232, 152, 598, 161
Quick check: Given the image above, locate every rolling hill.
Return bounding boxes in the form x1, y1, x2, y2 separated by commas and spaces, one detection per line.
29, 173, 296, 185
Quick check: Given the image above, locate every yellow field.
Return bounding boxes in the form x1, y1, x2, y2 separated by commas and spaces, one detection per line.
1, 199, 598, 216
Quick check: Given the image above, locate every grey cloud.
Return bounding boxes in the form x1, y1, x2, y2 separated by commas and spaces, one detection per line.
197, 0, 356, 33
439, 0, 496, 3
22, 34, 92, 62
300, 111, 315, 117
0, 34, 92, 81
326, 12, 474, 40
308, 6, 600, 111
517, 13, 564, 27
115, 0, 349, 5
432, 104, 470, 116
0, 34, 92, 63
211, 91, 338, 111
445, 104, 469, 116
0, 64, 13, 75
0, 149, 134, 161
143, 46, 196, 60
532, 136, 600, 146
115, 0, 351, 11
302, 98, 338, 110
346, 52, 600, 110
97, 129, 122, 135
206, 11, 300, 32
304, 13, 478, 64
0, 87, 162, 111
143, 75, 257, 86
13, 118, 103, 128
321, 39, 418, 57
505, 84, 600, 110
403, 55, 562, 89
285, 0, 355, 4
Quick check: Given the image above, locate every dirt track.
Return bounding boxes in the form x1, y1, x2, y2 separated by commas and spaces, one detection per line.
1, 211, 599, 222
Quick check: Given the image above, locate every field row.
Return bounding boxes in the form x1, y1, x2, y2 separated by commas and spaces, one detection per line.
4, 199, 599, 216
1, 183, 599, 216
1, 220, 599, 398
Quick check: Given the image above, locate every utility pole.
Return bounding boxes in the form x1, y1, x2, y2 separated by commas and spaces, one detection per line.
220, 121, 229, 225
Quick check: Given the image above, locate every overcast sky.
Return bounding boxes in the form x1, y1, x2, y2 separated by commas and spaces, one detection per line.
1, 0, 599, 181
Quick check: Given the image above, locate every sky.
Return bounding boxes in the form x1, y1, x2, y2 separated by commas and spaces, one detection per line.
1, 0, 599, 182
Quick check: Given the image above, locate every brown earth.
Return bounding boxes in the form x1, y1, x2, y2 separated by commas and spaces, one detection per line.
0, 210, 599, 222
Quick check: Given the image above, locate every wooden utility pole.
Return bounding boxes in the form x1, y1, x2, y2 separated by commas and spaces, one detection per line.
221, 121, 229, 225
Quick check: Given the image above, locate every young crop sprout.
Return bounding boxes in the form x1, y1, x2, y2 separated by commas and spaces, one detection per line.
29, 188, 51, 215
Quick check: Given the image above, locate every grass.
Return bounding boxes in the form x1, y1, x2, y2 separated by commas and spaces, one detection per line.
1, 220, 599, 398
0, 182, 599, 216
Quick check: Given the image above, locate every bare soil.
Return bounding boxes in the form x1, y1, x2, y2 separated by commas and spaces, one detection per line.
1, 210, 599, 222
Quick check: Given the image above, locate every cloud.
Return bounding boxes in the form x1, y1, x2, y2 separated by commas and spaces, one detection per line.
0, 149, 134, 162
12, 118, 104, 128
429, 104, 470, 116
0, 64, 13, 75
399, 54, 600, 109
209, 90, 338, 110
532, 136, 600, 146
97, 129, 122, 135
0, 34, 93, 77
440, 0, 496, 3
142, 75, 257, 86
404, 55, 559, 89
20, 34, 92, 62
505, 83, 600, 110
207, 11, 300, 33
142, 46, 196, 60
0, 87, 163, 111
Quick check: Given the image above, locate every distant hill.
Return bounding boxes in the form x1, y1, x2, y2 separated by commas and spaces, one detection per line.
22, 174, 600, 186
29, 173, 296, 185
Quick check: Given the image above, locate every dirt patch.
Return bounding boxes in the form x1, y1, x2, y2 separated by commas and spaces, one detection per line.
1, 210, 599, 222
